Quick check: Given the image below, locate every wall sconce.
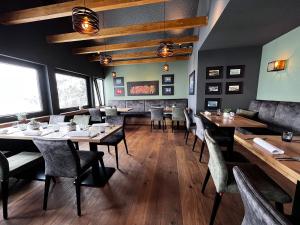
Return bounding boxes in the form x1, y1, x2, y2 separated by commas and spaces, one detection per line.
267, 60, 287, 72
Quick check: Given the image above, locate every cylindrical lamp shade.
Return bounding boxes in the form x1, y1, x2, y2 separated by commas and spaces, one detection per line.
72, 7, 99, 34
99, 53, 112, 65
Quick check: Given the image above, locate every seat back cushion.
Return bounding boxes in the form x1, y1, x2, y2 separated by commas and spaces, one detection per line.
248, 100, 262, 112
126, 100, 145, 112
257, 101, 278, 123
236, 109, 258, 119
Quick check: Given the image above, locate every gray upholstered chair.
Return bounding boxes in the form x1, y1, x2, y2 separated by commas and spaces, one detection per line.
88, 108, 103, 124
105, 108, 118, 116
72, 115, 90, 126
99, 116, 128, 169
184, 109, 196, 144
49, 115, 65, 124
33, 138, 106, 216
171, 107, 185, 132
150, 107, 166, 132
233, 166, 293, 225
202, 130, 292, 225
0, 151, 43, 219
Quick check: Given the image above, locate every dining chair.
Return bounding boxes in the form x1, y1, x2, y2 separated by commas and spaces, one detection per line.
49, 115, 65, 124
202, 130, 292, 225
105, 108, 118, 116
0, 151, 43, 219
99, 115, 128, 169
33, 138, 106, 216
72, 115, 90, 126
171, 107, 185, 132
184, 109, 196, 144
88, 108, 103, 124
233, 166, 293, 225
150, 107, 166, 132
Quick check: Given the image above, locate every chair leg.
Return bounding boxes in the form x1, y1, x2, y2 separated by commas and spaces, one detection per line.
1, 180, 9, 220
199, 140, 206, 162
162, 120, 165, 132
98, 157, 107, 179
275, 202, 284, 213
74, 142, 79, 150
107, 145, 110, 153
171, 121, 174, 132
150, 121, 153, 132
209, 192, 223, 225
123, 137, 129, 154
185, 130, 190, 144
75, 178, 81, 216
43, 175, 51, 211
177, 121, 180, 129
192, 136, 197, 152
115, 145, 119, 169
201, 168, 211, 194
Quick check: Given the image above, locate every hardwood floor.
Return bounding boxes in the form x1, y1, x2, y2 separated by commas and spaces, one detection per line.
0, 126, 295, 225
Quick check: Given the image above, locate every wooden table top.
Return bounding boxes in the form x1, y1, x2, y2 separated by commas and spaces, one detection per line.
234, 132, 300, 184
0, 125, 122, 144
100, 107, 133, 113
199, 112, 267, 128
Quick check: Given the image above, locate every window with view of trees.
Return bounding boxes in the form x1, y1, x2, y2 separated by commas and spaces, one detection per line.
0, 62, 42, 116
55, 73, 88, 109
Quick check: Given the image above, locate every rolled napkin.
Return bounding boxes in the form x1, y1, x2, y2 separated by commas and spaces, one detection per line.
23, 130, 42, 136
68, 131, 98, 138
253, 138, 284, 155
92, 123, 110, 127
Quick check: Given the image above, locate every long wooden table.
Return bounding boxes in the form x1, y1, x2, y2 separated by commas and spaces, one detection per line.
0, 125, 122, 187
235, 132, 300, 219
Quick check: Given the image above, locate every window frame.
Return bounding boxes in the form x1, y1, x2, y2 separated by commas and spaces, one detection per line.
0, 55, 49, 123
54, 69, 92, 113
94, 78, 105, 106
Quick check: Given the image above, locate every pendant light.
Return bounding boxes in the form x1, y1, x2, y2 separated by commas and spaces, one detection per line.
72, 0, 99, 34
99, 12, 112, 65
157, 1, 174, 58
112, 66, 117, 77
163, 63, 169, 72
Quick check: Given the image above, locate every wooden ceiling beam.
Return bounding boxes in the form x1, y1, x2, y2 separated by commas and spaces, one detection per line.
74, 35, 198, 54
0, 0, 168, 25
90, 48, 192, 61
47, 16, 208, 43
105, 56, 189, 66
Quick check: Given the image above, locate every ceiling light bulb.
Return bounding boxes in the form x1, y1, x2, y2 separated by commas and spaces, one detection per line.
81, 17, 90, 30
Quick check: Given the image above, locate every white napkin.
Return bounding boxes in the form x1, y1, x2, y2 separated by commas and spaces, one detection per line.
0, 129, 8, 134
23, 130, 42, 136
68, 131, 98, 138
92, 123, 110, 127
204, 111, 211, 116
253, 138, 284, 155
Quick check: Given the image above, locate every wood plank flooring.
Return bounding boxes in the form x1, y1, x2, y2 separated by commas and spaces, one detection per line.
0, 126, 295, 225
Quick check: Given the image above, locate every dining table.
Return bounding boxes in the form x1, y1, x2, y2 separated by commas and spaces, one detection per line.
0, 124, 122, 187
234, 132, 300, 220
100, 107, 133, 113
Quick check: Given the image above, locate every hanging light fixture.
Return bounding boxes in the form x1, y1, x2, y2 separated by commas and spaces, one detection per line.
72, 0, 99, 34
112, 66, 117, 77
99, 13, 112, 65
163, 63, 169, 72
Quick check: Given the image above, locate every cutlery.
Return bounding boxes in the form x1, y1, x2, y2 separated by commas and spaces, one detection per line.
244, 137, 267, 141
275, 156, 300, 162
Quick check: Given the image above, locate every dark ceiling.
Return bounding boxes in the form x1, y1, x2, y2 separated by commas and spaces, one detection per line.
201, 0, 300, 51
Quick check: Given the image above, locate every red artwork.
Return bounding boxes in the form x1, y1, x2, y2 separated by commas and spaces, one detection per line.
127, 81, 159, 96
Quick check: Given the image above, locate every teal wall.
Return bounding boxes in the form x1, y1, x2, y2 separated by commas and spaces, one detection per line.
257, 26, 300, 102
104, 61, 188, 104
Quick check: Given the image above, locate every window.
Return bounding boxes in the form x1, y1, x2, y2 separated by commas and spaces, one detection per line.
94, 78, 105, 106
55, 73, 88, 109
0, 61, 43, 116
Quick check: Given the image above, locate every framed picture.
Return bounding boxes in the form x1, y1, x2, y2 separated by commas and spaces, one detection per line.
225, 82, 243, 94
162, 86, 174, 95
162, 74, 174, 85
127, 81, 159, 96
226, 65, 245, 78
205, 98, 221, 110
113, 77, 124, 86
206, 66, 223, 79
114, 87, 125, 96
205, 82, 222, 95
189, 71, 195, 95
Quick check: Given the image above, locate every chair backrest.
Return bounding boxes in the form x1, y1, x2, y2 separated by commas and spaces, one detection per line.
150, 107, 164, 121
194, 116, 205, 141
88, 108, 102, 121
105, 108, 118, 116
233, 166, 292, 225
49, 115, 65, 124
184, 109, 191, 129
0, 152, 9, 181
73, 115, 90, 126
33, 138, 80, 178
172, 107, 185, 121
204, 129, 228, 193
105, 115, 125, 126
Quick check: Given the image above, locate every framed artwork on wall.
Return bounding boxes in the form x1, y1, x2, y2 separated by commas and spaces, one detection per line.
189, 71, 195, 95
226, 65, 245, 78
205, 82, 222, 95
127, 81, 159, 96
205, 98, 221, 110
162, 86, 174, 95
162, 74, 174, 85
206, 66, 223, 79
225, 82, 243, 94
114, 87, 125, 96
113, 77, 124, 86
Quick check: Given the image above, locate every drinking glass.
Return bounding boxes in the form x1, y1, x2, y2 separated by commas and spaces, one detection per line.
282, 131, 293, 142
